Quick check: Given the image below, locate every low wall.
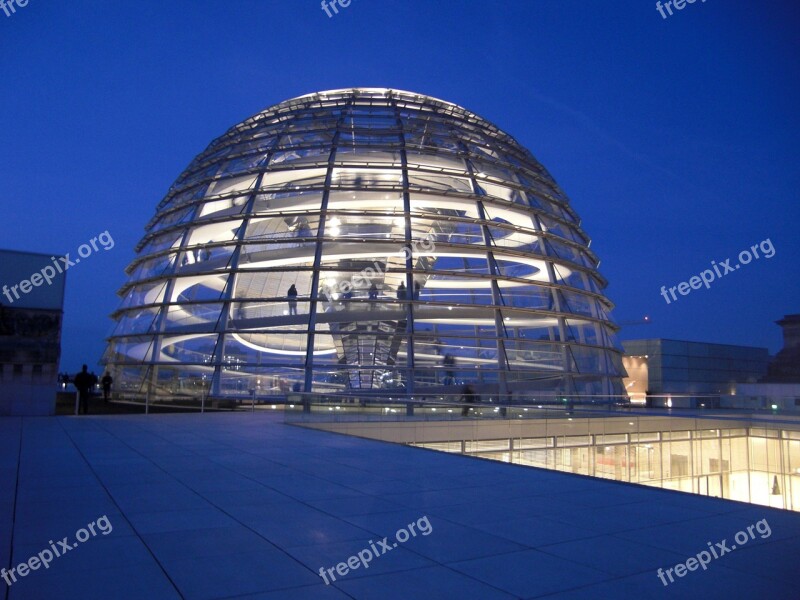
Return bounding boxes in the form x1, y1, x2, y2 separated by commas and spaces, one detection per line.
296, 414, 754, 445
0, 382, 57, 416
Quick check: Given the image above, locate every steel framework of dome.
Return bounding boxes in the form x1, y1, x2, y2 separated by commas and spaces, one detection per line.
102, 88, 626, 401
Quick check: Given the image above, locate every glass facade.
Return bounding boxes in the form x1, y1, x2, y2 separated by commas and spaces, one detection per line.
102, 88, 625, 401
415, 419, 800, 512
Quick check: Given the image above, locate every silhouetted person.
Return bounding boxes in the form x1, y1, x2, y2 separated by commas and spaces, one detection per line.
413, 281, 421, 300
443, 353, 455, 385
101, 372, 113, 402
461, 384, 478, 416
396, 282, 407, 300
73, 365, 94, 415
287, 284, 298, 315
368, 283, 378, 300
0, 302, 10, 336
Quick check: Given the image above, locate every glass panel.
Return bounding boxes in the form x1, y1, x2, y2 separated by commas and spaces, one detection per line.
253, 190, 324, 215
559, 290, 599, 318
565, 319, 602, 345
163, 303, 223, 332
149, 206, 197, 233
109, 366, 150, 395
205, 174, 258, 197
571, 346, 611, 374
109, 337, 156, 363
505, 341, 564, 370
197, 195, 251, 219
487, 227, 544, 254
153, 365, 212, 397
335, 147, 402, 166
112, 308, 160, 336
407, 172, 472, 193
119, 281, 167, 309
494, 258, 543, 279
260, 168, 327, 191
159, 334, 219, 364
222, 332, 307, 367
553, 263, 587, 289
129, 253, 179, 282
498, 282, 555, 310
269, 146, 329, 167
172, 274, 229, 303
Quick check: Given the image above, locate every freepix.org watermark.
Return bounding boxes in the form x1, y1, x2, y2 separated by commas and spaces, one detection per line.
2, 515, 113, 587
321, 0, 354, 18
656, 518, 771, 586
656, 0, 707, 20
660, 238, 775, 305
318, 515, 433, 585
2, 231, 115, 305
0, 0, 30, 18
329, 234, 436, 299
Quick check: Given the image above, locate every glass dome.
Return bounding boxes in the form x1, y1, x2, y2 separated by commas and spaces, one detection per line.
102, 88, 626, 402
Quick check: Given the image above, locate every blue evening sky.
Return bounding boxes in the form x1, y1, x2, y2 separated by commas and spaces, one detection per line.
0, 0, 798, 370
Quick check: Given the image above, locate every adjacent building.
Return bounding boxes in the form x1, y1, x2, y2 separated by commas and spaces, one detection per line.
727, 314, 800, 411
622, 338, 769, 407
0, 249, 66, 415
761, 314, 800, 383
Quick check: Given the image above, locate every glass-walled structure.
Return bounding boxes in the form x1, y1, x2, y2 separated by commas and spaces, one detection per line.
103, 88, 626, 401
410, 416, 800, 512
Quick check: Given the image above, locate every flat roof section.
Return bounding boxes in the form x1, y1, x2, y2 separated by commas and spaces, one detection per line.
0, 413, 798, 599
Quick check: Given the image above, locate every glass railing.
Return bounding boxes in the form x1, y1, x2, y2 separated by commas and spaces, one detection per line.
283, 394, 800, 513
